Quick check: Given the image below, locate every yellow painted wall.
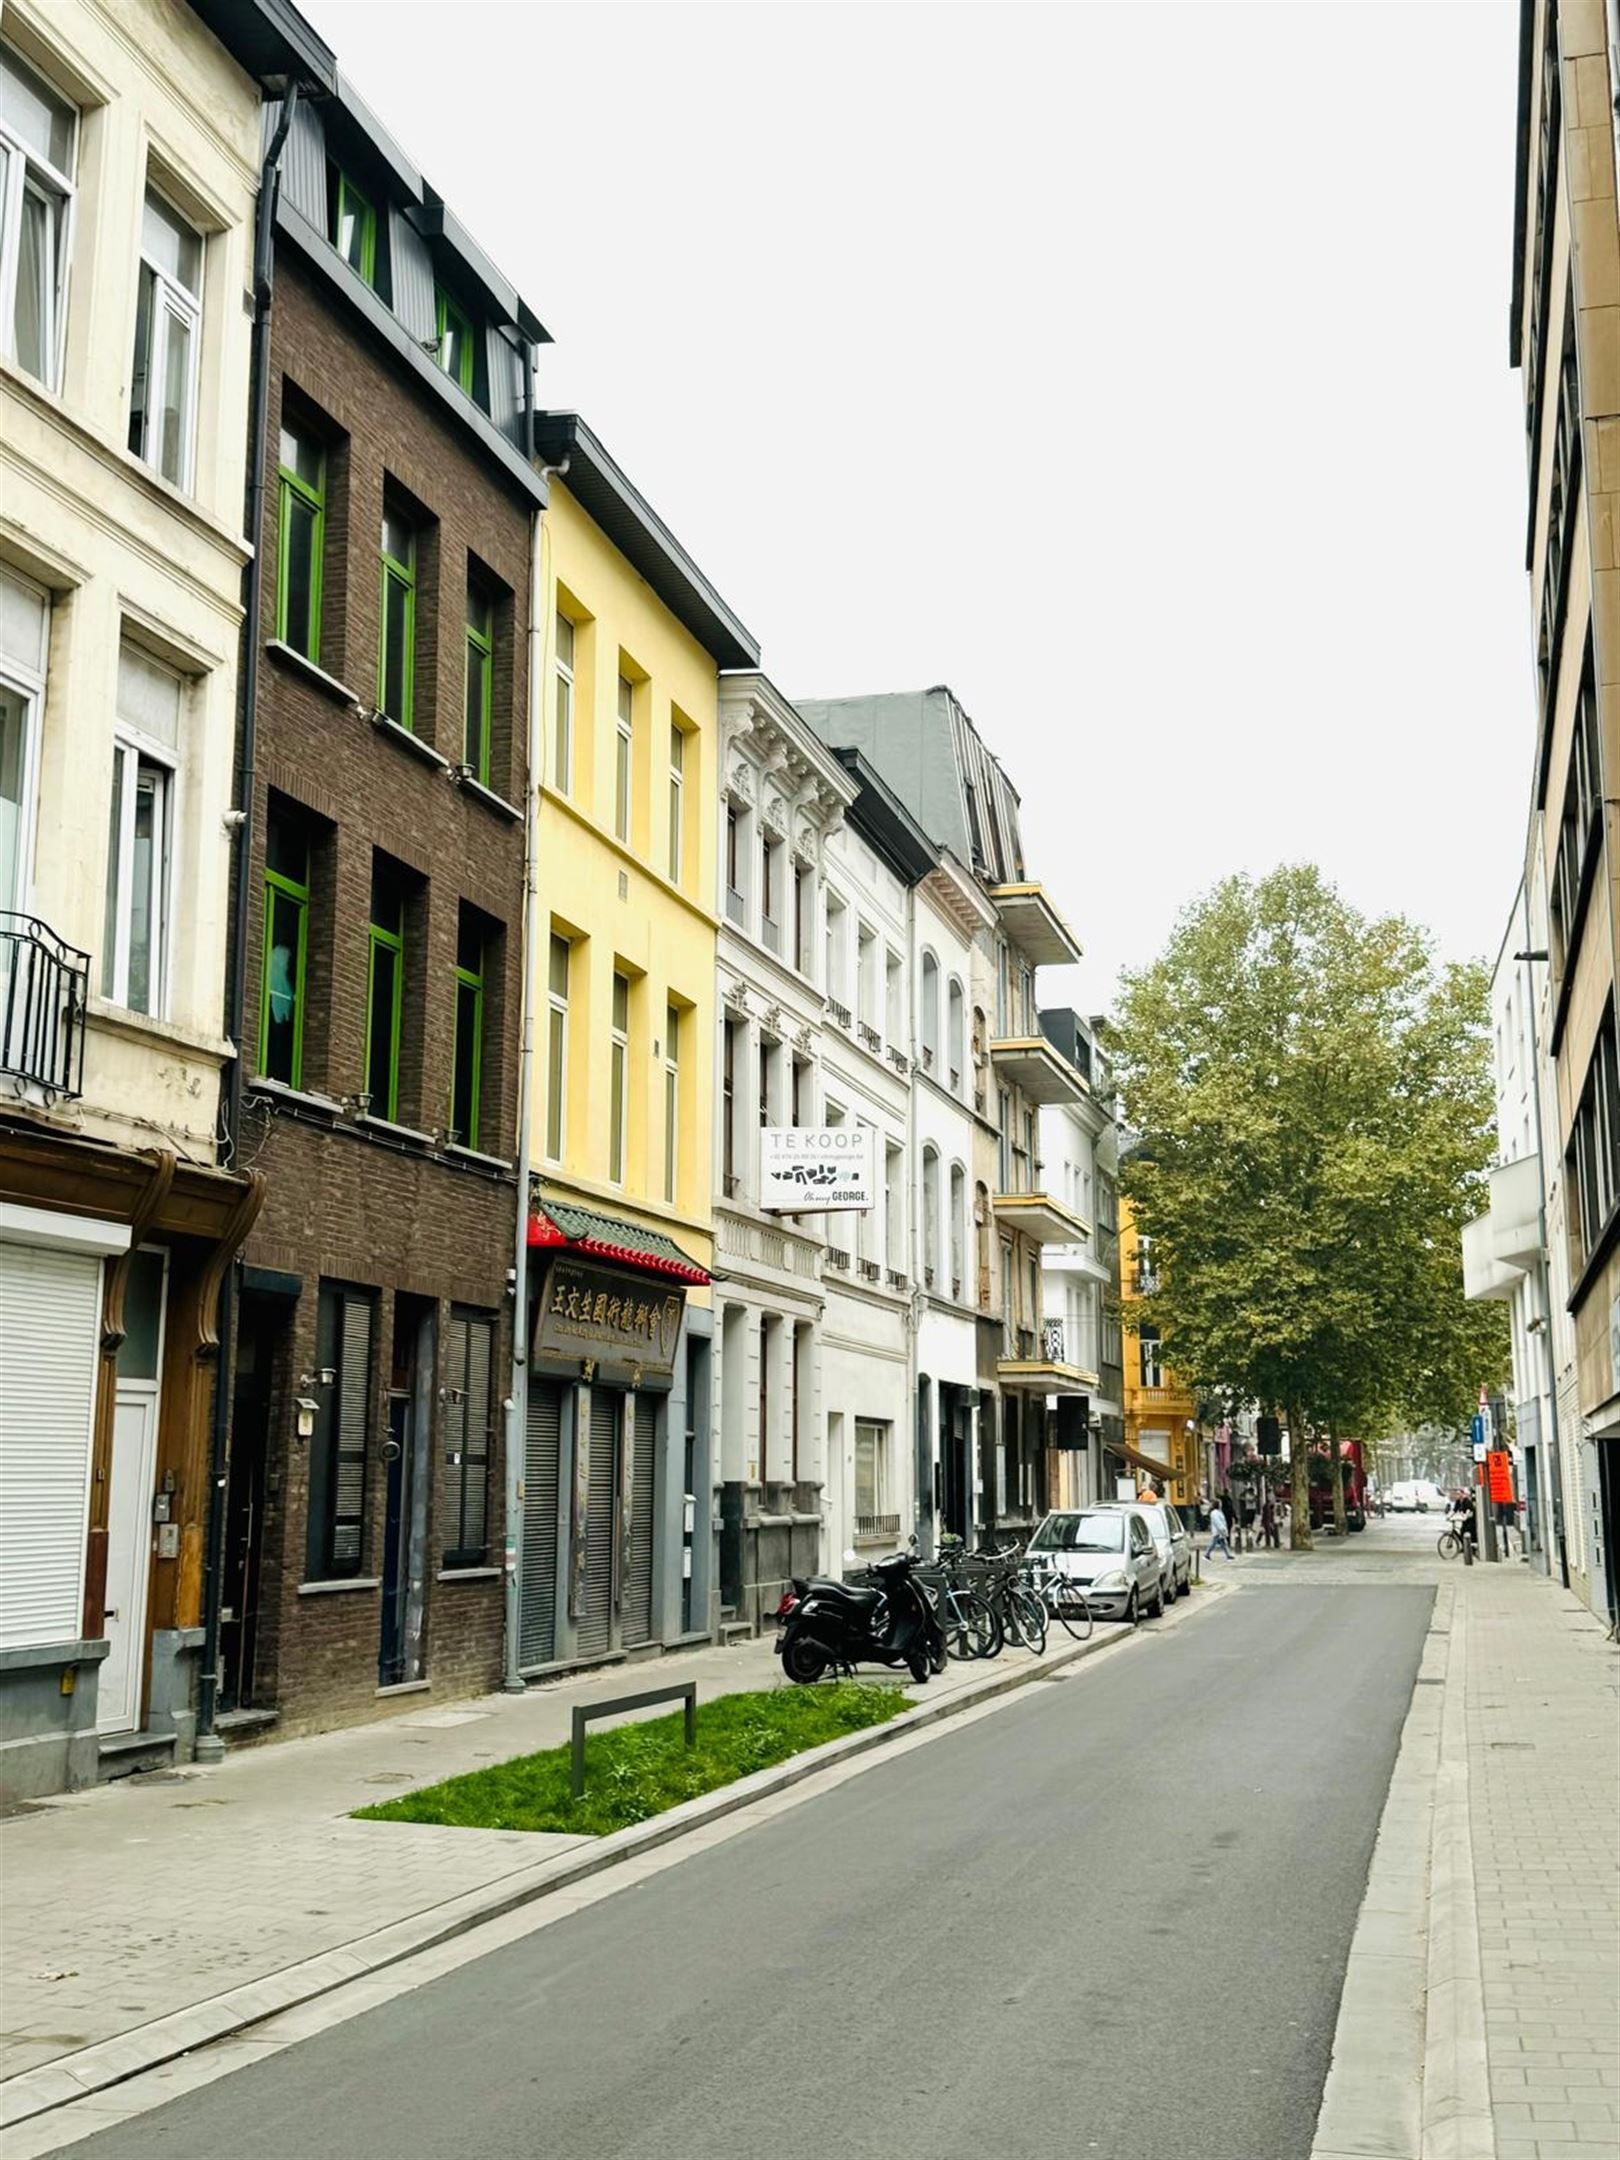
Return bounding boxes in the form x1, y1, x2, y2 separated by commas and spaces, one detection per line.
531, 482, 719, 1285
1119, 1196, 1199, 1499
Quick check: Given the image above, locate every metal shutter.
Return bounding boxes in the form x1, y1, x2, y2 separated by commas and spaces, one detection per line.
462, 1318, 492, 1560
0, 1244, 101, 1650
520, 1380, 562, 1666
578, 1391, 617, 1657
621, 1395, 658, 1648
332, 1296, 371, 1567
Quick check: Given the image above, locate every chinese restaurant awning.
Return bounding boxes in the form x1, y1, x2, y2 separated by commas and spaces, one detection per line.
528, 1200, 709, 1287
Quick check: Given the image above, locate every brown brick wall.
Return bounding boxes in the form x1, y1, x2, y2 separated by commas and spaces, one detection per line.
235, 245, 533, 1736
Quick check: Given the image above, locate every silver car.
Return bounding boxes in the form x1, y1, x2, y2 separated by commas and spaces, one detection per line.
1130, 1500, 1192, 1600
1026, 1505, 1165, 1624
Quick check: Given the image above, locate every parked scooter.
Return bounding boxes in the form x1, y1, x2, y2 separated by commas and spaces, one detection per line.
773, 1549, 945, 1685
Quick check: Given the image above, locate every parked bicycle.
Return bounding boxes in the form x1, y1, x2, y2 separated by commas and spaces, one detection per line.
1022, 1551, 1095, 1641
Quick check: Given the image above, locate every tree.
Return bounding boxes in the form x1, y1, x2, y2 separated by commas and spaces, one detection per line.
1110, 865, 1509, 1548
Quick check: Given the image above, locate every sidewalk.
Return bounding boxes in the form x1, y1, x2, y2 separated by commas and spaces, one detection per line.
1309, 1523, 1620, 2160
0, 1611, 1131, 2103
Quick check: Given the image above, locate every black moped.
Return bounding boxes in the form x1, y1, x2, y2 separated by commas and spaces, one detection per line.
772, 1550, 944, 1685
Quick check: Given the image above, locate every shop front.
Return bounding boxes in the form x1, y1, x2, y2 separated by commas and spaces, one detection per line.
519, 1207, 712, 1673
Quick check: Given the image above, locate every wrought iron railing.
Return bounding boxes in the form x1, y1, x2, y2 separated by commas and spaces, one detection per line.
857, 1019, 881, 1052
828, 999, 852, 1028
887, 1046, 909, 1075
0, 914, 89, 1103
855, 1513, 900, 1540
1042, 1318, 1065, 1362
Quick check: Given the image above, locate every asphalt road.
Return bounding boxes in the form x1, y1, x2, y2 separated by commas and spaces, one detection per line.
76, 1581, 1433, 2160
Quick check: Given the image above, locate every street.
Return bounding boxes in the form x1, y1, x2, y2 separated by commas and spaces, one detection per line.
67, 1570, 1434, 2160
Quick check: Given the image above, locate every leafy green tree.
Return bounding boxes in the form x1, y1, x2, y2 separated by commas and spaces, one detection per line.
1111, 866, 1509, 1547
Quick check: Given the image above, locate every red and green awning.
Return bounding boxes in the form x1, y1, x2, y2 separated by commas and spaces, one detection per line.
528, 1199, 709, 1286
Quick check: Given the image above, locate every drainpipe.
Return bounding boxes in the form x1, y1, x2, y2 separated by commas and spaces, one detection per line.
1513, 938, 1570, 1588
502, 421, 568, 1694
196, 84, 302, 1765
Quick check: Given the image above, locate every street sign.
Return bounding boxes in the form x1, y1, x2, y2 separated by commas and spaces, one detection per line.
1488, 1450, 1515, 1506
1473, 1440, 1488, 1464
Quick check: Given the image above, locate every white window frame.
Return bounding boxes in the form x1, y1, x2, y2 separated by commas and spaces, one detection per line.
668, 722, 684, 883
0, 565, 48, 915
553, 613, 574, 794
614, 674, 633, 844
104, 653, 180, 1018
545, 932, 569, 1164
609, 969, 629, 1185
0, 45, 77, 392
663, 1002, 679, 1205
854, 1418, 889, 1520
128, 185, 203, 493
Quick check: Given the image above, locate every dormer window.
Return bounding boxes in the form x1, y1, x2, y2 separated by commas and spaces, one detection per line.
435, 286, 475, 395
328, 167, 377, 289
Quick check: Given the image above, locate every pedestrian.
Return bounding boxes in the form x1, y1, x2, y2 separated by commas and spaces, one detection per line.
1138, 1481, 1159, 1507
1206, 1500, 1235, 1561
1261, 1491, 1279, 1549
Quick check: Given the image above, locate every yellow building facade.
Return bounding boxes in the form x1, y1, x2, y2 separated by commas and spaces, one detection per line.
515, 418, 757, 1669
1119, 1197, 1201, 1508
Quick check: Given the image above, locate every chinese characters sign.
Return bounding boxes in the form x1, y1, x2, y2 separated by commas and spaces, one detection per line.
534, 1256, 685, 1379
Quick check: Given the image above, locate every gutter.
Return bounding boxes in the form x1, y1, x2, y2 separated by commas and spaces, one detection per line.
195, 82, 302, 1765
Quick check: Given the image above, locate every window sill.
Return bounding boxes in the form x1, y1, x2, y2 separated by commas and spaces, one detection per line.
375, 1679, 431, 1698
357, 1113, 435, 1148
298, 1577, 381, 1596
444, 1143, 515, 1174
86, 998, 232, 1061
437, 1565, 501, 1582
456, 772, 522, 823
370, 710, 450, 771
266, 639, 361, 710
249, 1075, 344, 1119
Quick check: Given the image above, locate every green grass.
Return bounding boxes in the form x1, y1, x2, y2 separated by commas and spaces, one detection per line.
353, 1682, 907, 1839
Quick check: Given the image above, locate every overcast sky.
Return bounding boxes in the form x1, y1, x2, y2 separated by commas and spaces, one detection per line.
305, 0, 1530, 1016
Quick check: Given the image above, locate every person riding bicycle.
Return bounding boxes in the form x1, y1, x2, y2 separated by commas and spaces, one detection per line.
1448, 1490, 1477, 1554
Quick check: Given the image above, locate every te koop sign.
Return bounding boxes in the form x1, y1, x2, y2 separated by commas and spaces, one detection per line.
759, 1126, 875, 1213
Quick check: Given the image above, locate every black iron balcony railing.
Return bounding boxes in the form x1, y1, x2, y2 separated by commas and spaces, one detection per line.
1042, 1318, 1065, 1362
1, 914, 89, 1103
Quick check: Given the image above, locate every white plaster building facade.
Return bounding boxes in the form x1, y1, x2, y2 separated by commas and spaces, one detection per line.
1037, 1008, 1121, 1511
711, 674, 855, 1627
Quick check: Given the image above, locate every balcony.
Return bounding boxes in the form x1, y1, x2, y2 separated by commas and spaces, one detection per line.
857, 1020, 882, 1053
1, 915, 89, 1103
992, 1190, 1090, 1245
827, 998, 852, 1029
1461, 1154, 1544, 1302
989, 1035, 1087, 1106
988, 883, 1083, 967
996, 1315, 1097, 1394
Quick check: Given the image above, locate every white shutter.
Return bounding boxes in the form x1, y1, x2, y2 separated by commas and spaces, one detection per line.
0, 1244, 101, 1649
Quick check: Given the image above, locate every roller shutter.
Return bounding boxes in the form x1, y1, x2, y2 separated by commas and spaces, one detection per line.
0, 1244, 101, 1649
621, 1395, 658, 1648
577, 1391, 617, 1657
520, 1380, 562, 1667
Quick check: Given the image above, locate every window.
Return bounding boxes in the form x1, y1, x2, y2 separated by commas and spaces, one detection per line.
1569, 1009, 1620, 1267
276, 422, 324, 661
0, 566, 47, 914
1139, 1328, 1164, 1388
920, 951, 940, 1069
725, 801, 745, 921
886, 949, 903, 1045
553, 612, 574, 792
996, 944, 1010, 1033
261, 800, 311, 1086
923, 1147, 940, 1282
668, 724, 685, 882
854, 1420, 889, 1522
451, 907, 486, 1151
1001, 1243, 1014, 1351
948, 979, 964, 1092
443, 1310, 495, 1568
435, 285, 475, 394
794, 861, 813, 973
791, 1054, 810, 1128
614, 675, 633, 843
308, 1284, 373, 1580
663, 1003, 680, 1205
464, 581, 493, 783
1550, 653, 1600, 971
103, 645, 180, 1016
998, 1089, 1012, 1190
885, 1141, 904, 1269
378, 504, 416, 730
950, 1163, 966, 1294
609, 969, 629, 1183
366, 856, 407, 1121
857, 924, 877, 1030
545, 931, 569, 1161
128, 189, 202, 489
825, 890, 847, 1001
0, 45, 76, 388
761, 833, 780, 950
722, 1015, 739, 1188
330, 169, 376, 286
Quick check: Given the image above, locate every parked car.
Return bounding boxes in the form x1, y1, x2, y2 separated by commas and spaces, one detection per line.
1130, 1499, 1192, 1599
1026, 1506, 1165, 1624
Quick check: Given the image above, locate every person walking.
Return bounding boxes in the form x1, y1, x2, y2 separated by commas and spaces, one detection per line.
1206, 1500, 1235, 1561
1261, 1491, 1279, 1549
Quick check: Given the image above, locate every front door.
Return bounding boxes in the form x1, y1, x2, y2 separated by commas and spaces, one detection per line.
99, 1390, 158, 1734
222, 1295, 280, 1711
577, 1390, 619, 1658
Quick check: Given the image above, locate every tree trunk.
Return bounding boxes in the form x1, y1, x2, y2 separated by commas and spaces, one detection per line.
1289, 1407, 1313, 1549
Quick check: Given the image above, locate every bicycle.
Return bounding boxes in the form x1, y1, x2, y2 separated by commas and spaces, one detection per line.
1024, 1552, 1095, 1642
1436, 1523, 1475, 1561
979, 1546, 1048, 1655
935, 1546, 1003, 1659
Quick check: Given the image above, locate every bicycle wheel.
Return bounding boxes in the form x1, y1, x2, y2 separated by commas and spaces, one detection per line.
1010, 1584, 1048, 1654
1044, 1577, 1094, 1642
1436, 1529, 1462, 1560
967, 1591, 1004, 1659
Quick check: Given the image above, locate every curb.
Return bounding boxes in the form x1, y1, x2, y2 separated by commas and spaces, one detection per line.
2, 1599, 1207, 2131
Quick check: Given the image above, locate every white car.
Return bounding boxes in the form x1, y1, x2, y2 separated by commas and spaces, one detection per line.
1026, 1506, 1166, 1624
1128, 1500, 1193, 1600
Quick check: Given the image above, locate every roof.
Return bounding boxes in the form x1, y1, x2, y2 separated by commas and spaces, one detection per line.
534, 415, 759, 670
187, 0, 337, 92
829, 746, 938, 885
529, 1200, 709, 1286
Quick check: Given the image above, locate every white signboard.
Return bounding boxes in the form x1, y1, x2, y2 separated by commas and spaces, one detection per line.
760, 1126, 875, 1213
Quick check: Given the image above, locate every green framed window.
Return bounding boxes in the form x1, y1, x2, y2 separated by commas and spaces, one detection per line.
464, 580, 493, 783
378, 505, 415, 730
451, 907, 485, 1151
260, 803, 310, 1085
436, 286, 475, 394
276, 423, 324, 661
365, 856, 405, 1121
331, 170, 376, 287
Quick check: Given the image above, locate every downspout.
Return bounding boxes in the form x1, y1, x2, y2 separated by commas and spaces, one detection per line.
502, 403, 568, 1693
1516, 935, 1570, 1587
197, 83, 302, 1765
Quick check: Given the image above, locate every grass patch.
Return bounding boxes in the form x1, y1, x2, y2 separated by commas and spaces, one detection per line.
353, 1682, 906, 1839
